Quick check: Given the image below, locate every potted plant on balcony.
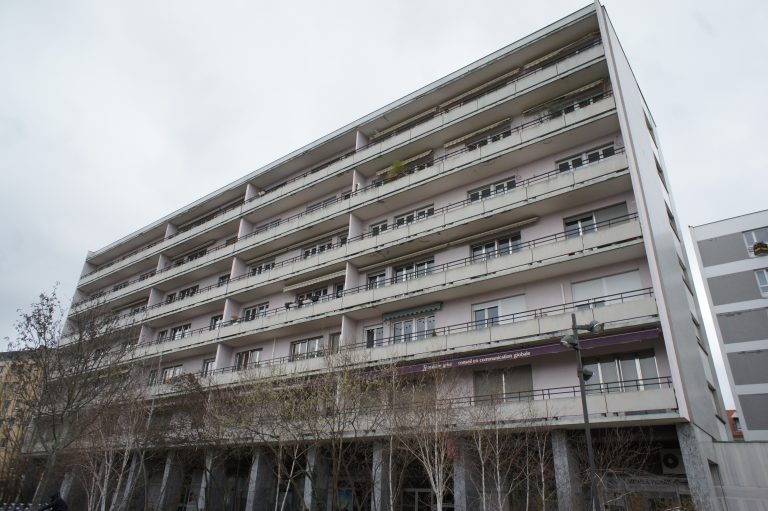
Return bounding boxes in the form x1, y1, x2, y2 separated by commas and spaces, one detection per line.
386, 160, 406, 182
754, 241, 768, 256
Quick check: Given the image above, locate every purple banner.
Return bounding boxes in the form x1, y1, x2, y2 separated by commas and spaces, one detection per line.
399, 328, 659, 375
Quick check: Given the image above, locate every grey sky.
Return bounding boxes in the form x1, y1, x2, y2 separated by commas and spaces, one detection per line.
0, 1, 765, 404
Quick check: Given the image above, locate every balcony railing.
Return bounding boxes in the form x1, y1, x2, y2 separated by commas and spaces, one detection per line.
141, 287, 655, 376
80, 42, 606, 283
75, 139, 626, 313
117, 212, 638, 326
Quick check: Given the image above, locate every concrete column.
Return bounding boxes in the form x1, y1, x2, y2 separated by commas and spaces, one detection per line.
348, 213, 364, 239
238, 218, 254, 238
198, 452, 225, 511
164, 223, 178, 239
230, 256, 248, 280
59, 471, 74, 500
371, 443, 390, 511
452, 440, 477, 511
551, 430, 583, 511
245, 449, 276, 511
303, 447, 330, 511
223, 297, 242, 323
245, 183, 261, 202
157, 452, 184, 511
117, 454, 141, 511
677, 423, 721, 511
157, 254, 172, 272
355, 130, 369, 150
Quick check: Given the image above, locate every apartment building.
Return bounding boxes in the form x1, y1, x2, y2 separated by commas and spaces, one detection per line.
61, 4, 731, 510
691, 210, 768, 442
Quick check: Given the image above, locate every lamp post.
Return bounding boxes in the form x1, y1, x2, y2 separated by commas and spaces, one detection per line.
561, 312, 603, 511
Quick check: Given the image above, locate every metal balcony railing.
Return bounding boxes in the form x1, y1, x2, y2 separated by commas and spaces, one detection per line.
123, 212, 638, 328
150, 287, 655, 378
80, 40, 605, 283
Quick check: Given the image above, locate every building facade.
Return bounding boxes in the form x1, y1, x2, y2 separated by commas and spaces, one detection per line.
691, 209, 768, 442
62, 4, 730, 510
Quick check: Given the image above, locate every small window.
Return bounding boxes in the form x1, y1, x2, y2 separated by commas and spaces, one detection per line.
303, 239, 333, 258
744, 227, 768, 254
209, 315, 223, 331
370, 222, 388, 236
394, 205, 434, 228
365, 326, 384, 348
393, 258, 434, 283
160, 365, 183, 384
468, 178, 516, 202
393, 315, 435, 343
218, 275, 230, 287
756, 270, 768, 296
113, 281, 129, 292
179, 285, 198, 300
290, 337, 323, 360
473, 306, 499, 329
329, 332, 341, 353
565, 214, 596, 238
297, 287, 328, 306
170, 324, 191, 340
243, 303, 269, 321
202, 358, 215, 376
251, 260, 275, 275
165, 293, 176, 304
556, 144, 615, 172
471, 233, 521, 261
367, 272, 386, 290
157, 330, 168, 342
235, 349, 261, 371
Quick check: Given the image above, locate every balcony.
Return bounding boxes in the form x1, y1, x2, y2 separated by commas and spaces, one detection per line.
76, 40, 607, 291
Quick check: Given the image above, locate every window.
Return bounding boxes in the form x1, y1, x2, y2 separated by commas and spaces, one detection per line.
217, 275, 230, 287
564, 203, 629, 238
297, 287, 327, 305
367, 272, 386, 290
178, 285, 198, 300
113, 281, 129, 292
471, 233, 522, 261
365, 326, 384, 348
572, 270, 642, 309
582, 350, 659, 392
235, 349, 261, 370
394, 205, 434, 228
161, 365, 183, 384
130, 303, 147, 315
370, 221, 388, 236
557, 144, 615, 172
468, 178, 516, 202
139, 270, 155, 281
329, 332, 341, 353
148, 370, 158, 386
290, 337, 323, 360
251, 260, 275, 275
473, 306, 499, 328
303, 239, 333, 258
393, 315, 435, 343
202, 358, 215, 376
254, 219, 281, 235
744, 227, 768, 253
334, 283, 344, 297
473, 365, 533, 403
174, 248, 207, 266
209, 315, 223, 331
157, 330, 168, 342
472, 296, 526, 328
165, 293, 176, 304
756, 270, 768, 296
466, 124, 512, 151
393, 258, 434, 282
170, 324, 191, 340
243, 303, 269, 321
226, 237, 237, 246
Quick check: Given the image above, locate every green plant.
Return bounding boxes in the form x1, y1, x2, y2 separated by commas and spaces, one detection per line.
386, 160, 406, 181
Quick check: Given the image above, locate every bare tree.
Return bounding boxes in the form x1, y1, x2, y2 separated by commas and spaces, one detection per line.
9, 289, 139, 507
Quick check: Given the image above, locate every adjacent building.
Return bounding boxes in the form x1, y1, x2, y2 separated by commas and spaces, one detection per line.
691, 209, 768, 442
62, 3, 733, 510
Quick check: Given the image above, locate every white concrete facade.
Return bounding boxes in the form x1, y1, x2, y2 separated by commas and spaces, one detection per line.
65, 3, 730, 510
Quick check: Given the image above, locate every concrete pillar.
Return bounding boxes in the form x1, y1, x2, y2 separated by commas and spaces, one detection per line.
117, 454, 141, 511
452, 440, 477, 511
677, 423, 721, 511
348, 213, 364, 239
230, 256, 248, 280
245, 449, 276, 511
245, 183, 261, 202
197, 452, 226, 511
238, 218, 254, 238
371, 443, 390, 511
303, 447, 330, 511
59, 471, 74, 500
164, 223, 178, 239
157, 254, 172, 272
551, 430, 583, 511
158, 452, 184, 511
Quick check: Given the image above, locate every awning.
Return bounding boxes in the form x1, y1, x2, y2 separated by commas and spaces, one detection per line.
383, 302, 443, 322
444, 118, 511, 148
375, 150, 433, 176
284, 270, 347, 292
522, 79, 604, 116
439, 67, 520, 110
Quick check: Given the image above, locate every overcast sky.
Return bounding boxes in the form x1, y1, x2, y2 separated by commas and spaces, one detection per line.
1, 1, 765, 403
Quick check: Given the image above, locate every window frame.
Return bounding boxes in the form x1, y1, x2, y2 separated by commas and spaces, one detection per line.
468, 177, 517, 203
392, 315, 436, 343
394, 205, 435, 229
290, 337, 324, 360
393, 258, 434, 283
471, 233, 522, 261
556, 143, 616, 173
756, 269, 768, 296
243, 302, 269, 321
235, 349, 262, 371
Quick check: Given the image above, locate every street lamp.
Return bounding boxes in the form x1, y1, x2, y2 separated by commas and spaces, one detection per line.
561, 313, 603, 511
